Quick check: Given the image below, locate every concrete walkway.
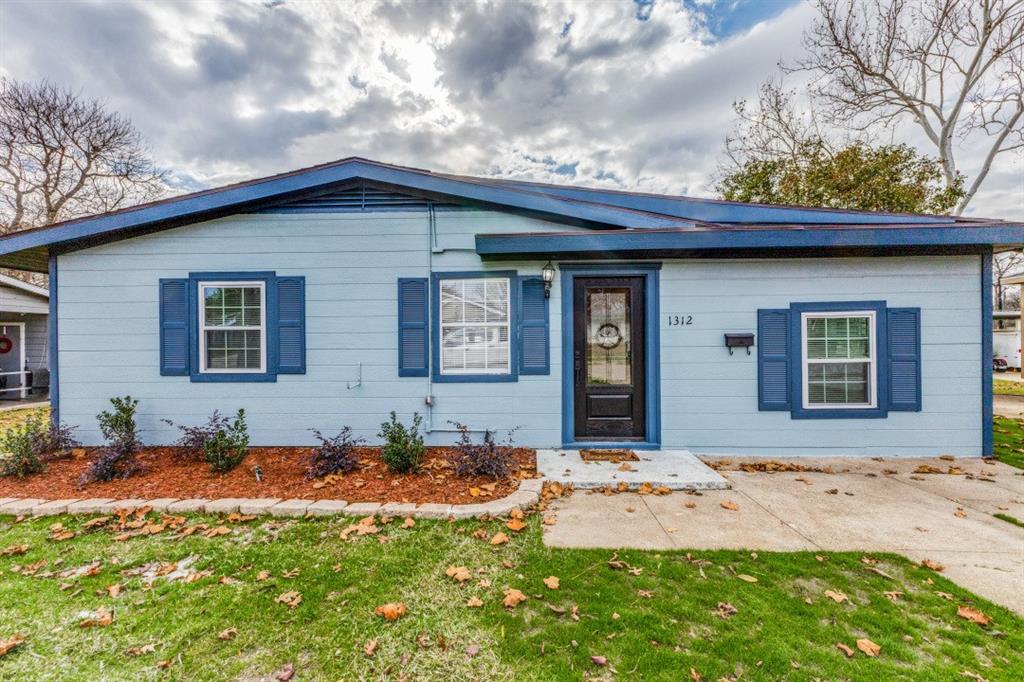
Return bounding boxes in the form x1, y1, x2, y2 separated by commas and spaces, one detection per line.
544, 457, 1024, 614
536, 448, 729, 490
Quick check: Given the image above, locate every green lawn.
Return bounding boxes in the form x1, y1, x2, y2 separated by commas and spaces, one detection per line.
994, 378, 1024, 396
994, 415, 1024, 469
0, 513, 1021, 681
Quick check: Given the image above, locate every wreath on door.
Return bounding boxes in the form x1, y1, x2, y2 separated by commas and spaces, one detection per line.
0, 336, 12, 354
595, 323, 623, 349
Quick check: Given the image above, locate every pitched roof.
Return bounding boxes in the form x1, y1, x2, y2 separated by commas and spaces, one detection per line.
0, 156, 1020, 271
0, 273, 47, 299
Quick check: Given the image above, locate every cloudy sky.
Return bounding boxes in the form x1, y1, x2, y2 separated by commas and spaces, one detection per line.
1, 0, 1020, 218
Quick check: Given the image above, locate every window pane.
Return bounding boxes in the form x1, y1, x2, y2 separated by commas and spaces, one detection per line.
848, 317, 869, 337
438, 277, 511, 375
825, 317, 847, 337
807, 339, 827, 359
807, 361, 871, 405
205, 329, 261, 370
204, 286, 261, 328
806, 318, 826, 338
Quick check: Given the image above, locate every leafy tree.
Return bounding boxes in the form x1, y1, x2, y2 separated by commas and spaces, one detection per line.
718, 140, 964, 214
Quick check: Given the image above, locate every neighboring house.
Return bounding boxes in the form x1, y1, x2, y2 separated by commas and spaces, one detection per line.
992, 311, 1021, 370
0, 273, 48, 400
0, 158, 1020, 456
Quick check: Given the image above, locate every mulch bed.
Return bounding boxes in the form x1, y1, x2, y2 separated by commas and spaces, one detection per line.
0, 447, 537, 505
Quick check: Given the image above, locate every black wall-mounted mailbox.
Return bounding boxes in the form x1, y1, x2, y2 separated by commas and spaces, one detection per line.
724, 333, 755, 355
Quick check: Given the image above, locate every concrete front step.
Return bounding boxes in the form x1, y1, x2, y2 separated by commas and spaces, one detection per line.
536, 448, 730, 491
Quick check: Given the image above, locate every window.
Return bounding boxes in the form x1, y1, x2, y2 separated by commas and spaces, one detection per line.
439, 277, 510, 375
801, 311, 876, 408
198, 281, 266, 373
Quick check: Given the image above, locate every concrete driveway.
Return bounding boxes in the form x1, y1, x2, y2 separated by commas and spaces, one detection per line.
543, 457, 1024, 614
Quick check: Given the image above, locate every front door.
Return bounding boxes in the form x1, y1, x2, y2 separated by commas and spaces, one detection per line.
573, 277, 645, 440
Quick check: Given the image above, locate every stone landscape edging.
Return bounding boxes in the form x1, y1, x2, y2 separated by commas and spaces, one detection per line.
0, 478, 543, 520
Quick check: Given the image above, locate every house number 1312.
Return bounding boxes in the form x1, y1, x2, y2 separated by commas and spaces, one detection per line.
667, 315, 693, 326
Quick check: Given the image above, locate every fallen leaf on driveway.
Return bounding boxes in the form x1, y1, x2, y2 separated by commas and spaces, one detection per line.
954, 508, 967, 518
835, 643, 854, 658
0, 635, 25, 657
542, 515, 557, 525
543, 576, 560, 590
502, 588, 527, 608
275, 591, 302, 609
617, 462, 635, 472
957, 605, 992, 626
720, 501, 739, 511
856, 639, 880, 657
921, 559, 945, 572
375, 602, 407, 620
825, 590, 848, 603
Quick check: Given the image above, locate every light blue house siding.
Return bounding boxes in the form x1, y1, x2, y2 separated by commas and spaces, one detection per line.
55, 208, 981, 456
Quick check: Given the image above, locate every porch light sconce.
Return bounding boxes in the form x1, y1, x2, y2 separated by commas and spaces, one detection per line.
724, 333, 755, 356
541, 260, 556, 298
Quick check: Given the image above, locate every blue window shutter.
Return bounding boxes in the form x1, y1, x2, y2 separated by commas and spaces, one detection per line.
518, 277, 549, 375
757, 309, 790, 411
887, 307, 921, 411
276, 276, 306, 374
398, 278, 429, 377
159, 278, 190, 376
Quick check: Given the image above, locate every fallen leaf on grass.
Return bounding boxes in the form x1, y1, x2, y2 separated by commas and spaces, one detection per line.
720, 500, 739, 511
737, 574, 758, 583
256, 570, 271, 581
466, 596, 484, 608
883, 591, 903, 601
591, 655, 607, 667
856, 639, 881, 657
48, 524, 76, 542
835, 643, 854, 658
0, 544, 28, 557
957, 605, 992, 626
218, 628, 238, 640
543, 576, 560, 590
375, 602, 407, 620
465, 644, 481, 658
275, 591, 302, 609
203, 526, 231, 538
446, 566, 472, 584
490, 532, 510, 545
689, 667, 702, 681
502, 588, 527, 609
79, 606, 113, 628
824, 590, 848, 603
274, 662, 295, 681
282, 568, 300, 579
363, 640, 377, 657
402, 517, 415, 528
506, 518, 527, 532
0, 635, 25, 657
716, 602, 738, 619
921, 559, 945, 572
225, 512, 256, 523
106, 584, 122, 598
125, 643, 156, 657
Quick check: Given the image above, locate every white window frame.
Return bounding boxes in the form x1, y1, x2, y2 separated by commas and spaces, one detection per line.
198, 281, 267, 374
439, 276, 512, 376
801, 310, 877, 410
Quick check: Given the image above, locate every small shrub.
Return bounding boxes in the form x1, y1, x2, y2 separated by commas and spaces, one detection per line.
448, 422, 518, 479
203, 409, 249, 473
163, 411, 232, 460
306, 426, 364, 479
378, 411, 425, 474
84, 396, 141, 483
0, 413, 80, 478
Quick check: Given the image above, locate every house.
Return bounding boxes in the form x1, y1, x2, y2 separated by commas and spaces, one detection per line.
0, 273, 49, 400
0, 157, 1020, 456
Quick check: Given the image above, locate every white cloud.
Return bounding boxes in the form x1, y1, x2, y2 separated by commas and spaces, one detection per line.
0, 0, 1019, 218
